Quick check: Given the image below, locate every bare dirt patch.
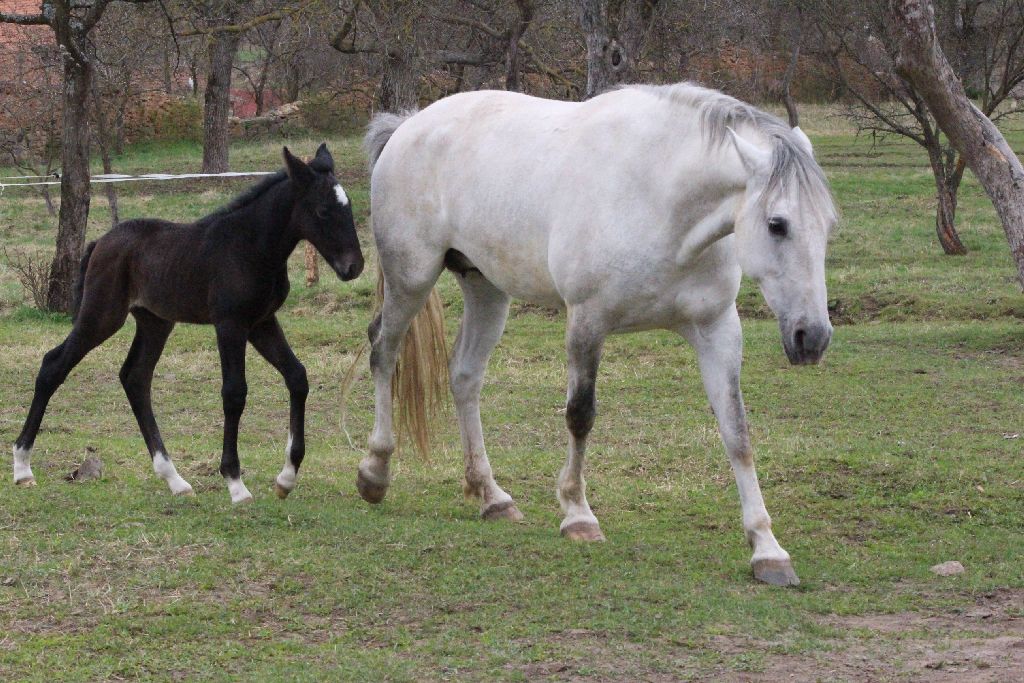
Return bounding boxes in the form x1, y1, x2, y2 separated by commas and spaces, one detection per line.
723, 589, 1024, 682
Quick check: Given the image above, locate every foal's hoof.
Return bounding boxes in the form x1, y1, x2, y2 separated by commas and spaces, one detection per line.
481, 500, 525, 522
273, 482, 292, 500
232, 493, 254, 506
356, 472, 388, 504
15, 477, 36, 488
561, 520, 606, 542
752, 558, 800, 586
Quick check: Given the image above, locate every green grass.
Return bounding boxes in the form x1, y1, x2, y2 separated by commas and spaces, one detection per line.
0, 112, 1022, 680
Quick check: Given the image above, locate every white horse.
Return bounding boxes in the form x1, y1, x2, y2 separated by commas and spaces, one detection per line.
357, 83, 836, 586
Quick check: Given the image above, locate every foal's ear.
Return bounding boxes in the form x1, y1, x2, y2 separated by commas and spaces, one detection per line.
726, 127, 770, 175
313, 143, 334, 171
283, 146, 316, 186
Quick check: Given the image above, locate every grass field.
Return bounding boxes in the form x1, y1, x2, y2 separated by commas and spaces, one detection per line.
1, 107, 1022, 681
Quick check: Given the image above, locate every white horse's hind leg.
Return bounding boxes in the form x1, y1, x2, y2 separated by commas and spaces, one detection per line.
557, 308, 606, 541
357, 270, 442, 504
683, 307, 799, 586
449, 271, 522, 521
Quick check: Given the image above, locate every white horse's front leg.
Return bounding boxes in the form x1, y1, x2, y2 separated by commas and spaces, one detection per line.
683, 307, 799, 586
557, 308, 606, 541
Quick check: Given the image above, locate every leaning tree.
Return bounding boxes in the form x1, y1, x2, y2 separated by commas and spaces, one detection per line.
884, 0, 1024, 286
813, 0, 1024, 256
0, 0, 155, 313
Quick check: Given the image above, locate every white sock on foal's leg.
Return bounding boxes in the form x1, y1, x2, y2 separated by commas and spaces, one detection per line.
227, 477, 253, 504
153, 451, 193, 496
274, 432, 297, 498
13, 445, 35, 486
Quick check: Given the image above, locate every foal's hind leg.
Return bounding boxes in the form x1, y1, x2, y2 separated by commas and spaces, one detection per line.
357, 267, 443, 504
13, 287, 129, 486
449, 272, 522, 521
682, 307, 799, 586
557, 307, 607, 541
248, 316, 308, 499
120, 309, 193, 496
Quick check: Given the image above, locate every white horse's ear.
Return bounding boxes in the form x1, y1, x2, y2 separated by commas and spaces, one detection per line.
791, 126, 814, 156
726, 127, 770, 174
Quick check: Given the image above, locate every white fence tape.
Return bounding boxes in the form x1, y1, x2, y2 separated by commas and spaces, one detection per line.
0, 171, 275, 189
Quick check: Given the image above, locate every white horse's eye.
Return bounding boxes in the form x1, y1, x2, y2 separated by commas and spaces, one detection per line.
768, 217, 789, 238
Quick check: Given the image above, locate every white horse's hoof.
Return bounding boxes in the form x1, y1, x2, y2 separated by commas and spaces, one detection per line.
561, 520, 605, 542
174, 486, 196, 497
15, 477, 36, 487
356, 470, 388, 504
232, 494, 254, 505
752, 558, 800, 586
481, 500, 524, 522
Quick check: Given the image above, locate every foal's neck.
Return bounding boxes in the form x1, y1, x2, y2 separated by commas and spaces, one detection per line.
239, 178, 302, 267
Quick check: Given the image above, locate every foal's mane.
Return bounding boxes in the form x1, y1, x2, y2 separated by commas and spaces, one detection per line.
623, 83, 837, 223
197, 171, 288, 225
197, 156, 334, 225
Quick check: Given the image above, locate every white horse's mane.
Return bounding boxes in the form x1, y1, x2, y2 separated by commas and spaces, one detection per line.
623, 82, 837, 223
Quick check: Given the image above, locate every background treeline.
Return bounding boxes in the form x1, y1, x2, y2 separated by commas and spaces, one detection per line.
2, 0, 1024, 310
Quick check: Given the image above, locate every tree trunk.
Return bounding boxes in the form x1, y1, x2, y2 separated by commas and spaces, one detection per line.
505, 0, 534, 91
46, 54, 93, 313
781, 6, 802, 128
92, 82, 119, 228
202, 30, 241, 173
580, 0, 658, 99
887, 0, 1024, 287
934, 175, 967, 255
378, 52, 418, 110
926, 145, 967, 254
580, 0, 617, 99
304, 242, 319, 287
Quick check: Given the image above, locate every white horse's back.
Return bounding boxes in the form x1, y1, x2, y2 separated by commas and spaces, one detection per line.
370, 88, 735, 312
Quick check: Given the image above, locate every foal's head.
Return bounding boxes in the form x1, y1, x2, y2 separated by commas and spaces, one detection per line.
728, 126, 835, 365
283, 144, 364, 281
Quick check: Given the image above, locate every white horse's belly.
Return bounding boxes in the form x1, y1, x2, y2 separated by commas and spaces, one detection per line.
451, 230, 565, 308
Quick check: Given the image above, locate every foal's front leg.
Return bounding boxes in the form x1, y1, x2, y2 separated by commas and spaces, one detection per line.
215, 321, 253, 504
682, 307, 799, 586
248, 316, 308, 499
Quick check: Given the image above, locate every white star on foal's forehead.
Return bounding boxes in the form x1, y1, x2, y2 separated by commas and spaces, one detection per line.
334, 184, 349, 207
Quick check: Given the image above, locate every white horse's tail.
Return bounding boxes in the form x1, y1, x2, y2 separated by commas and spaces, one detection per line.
352, 110, 448, 459
364, 111, 415, 173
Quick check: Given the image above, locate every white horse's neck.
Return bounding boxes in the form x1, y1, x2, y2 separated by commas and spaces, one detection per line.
674, 192, 743, 265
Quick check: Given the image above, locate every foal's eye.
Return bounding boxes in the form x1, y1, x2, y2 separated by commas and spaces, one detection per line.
315, 206, 329, 219
767, 217, 789, 238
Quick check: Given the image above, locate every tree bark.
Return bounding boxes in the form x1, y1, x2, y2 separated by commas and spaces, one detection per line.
886, 0, 1024, 286
202, 30, 241, 173
505, 0, 534, 91
580, 0, 659, 99
46, 53, 94, 312
781, 6, 802, 128
304, 242, 318, 287
378, 52, 418, 110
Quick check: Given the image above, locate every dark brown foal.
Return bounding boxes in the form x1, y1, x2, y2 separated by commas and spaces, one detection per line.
13, 145, 363, 503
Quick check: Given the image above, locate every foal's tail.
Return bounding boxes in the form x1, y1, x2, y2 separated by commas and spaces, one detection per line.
71, 241, 97, 322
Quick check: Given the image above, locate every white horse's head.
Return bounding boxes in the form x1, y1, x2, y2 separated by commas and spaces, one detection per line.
728, 126, 835, 365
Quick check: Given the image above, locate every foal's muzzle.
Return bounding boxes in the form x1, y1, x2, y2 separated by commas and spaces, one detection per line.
331, 254, 365, 281
782, 321, 832, 365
